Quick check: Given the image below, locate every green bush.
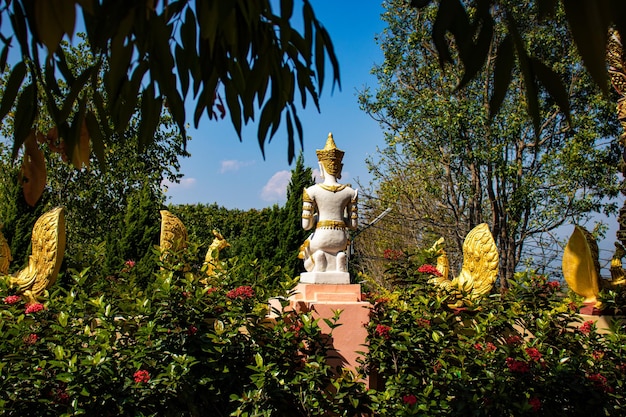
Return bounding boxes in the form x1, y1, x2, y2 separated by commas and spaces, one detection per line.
0, 246, 371, 416
2, 241, 626, 416
364, 251, 626, 416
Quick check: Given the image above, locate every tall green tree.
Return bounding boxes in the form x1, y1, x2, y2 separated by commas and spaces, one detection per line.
359, 0, 620, 286
278, 153, 315, 277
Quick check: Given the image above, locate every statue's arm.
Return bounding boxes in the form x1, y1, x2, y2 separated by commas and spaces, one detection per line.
348, 189, 358, 230
302, 188, 316, 230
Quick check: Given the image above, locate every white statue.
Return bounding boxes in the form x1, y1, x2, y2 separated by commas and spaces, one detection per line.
299, 133, 358, 284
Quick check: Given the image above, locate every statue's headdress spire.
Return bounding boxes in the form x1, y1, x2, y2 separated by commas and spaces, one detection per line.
316, 133, 344, 178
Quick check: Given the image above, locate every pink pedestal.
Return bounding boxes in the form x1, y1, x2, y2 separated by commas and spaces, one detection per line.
289, 283, 372, 384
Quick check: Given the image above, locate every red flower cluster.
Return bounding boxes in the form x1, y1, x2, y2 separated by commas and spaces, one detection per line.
125, 260, 136, 268
587, 373, 614, 393
525, 347, 542, 362
205, 287, 218, 295
402, 394, 418, 406
506, 357, 530, 373
25, 303, 45, 314
474, 342, 497, 352
417, 264, 442, 277
383, 248, 404, 260
226, 285, 255, 299
528, 397, 541, 412
546, 281, 560, 290
416, 318, 431, 328
4, 295, 21, 305
375, 324, 391, 340
133, 369, 150, 383
505, 335, 522, 346
24, 333, 38, 345
187, 325, 198, 336
579, 320, 594, 335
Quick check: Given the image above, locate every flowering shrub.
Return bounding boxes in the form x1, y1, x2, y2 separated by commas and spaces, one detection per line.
0, 247, 371, 416
364, 269, 626, 416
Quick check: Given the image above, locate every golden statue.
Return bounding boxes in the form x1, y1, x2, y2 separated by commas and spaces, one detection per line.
204, 230, 230, 276
9, 207, 66, 304
429, 223, 499, 308
562, 226, 626, 307
159, 210, 188, 258
0, 228, 11, 275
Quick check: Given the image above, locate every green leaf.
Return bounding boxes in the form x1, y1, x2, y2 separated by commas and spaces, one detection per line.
507, 14, 540, 138
0, 61, 26, 122
12, 82, 37, 160
530, 57, 571, 124
85, 110, 106, 170
563, 1, 611, 95
457, 15, 493, 90
225, 82, 243, 139
489, 35, 514, 119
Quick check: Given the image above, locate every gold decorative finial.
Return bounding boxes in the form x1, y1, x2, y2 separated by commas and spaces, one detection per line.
316, 133, 344, 178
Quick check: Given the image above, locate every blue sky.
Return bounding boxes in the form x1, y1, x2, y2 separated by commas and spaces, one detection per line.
163, 1, 388, 209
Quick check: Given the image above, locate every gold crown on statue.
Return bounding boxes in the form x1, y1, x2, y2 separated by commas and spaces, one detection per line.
316, 133, 344, 177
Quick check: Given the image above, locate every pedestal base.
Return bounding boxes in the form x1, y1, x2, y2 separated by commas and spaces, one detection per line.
300, 271, 350, 284
289, 283, 372, 385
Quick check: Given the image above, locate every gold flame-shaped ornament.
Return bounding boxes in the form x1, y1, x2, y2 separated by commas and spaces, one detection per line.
10, 207, 66, 303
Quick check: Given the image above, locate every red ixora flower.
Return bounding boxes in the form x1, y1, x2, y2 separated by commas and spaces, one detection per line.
546, 281, 560, 290
579, 320, 594, 335
4, 295, 21, 305
505, 335, 522, 346
525, 347, 542, 362
587, 373, 614, 393
226, 285, 255, 299
24, 333, 38, 345
375, 324, 391, 340
416, 318, 431, 328
528, 397, 541, 412
506, 357, 530, 373
417, 264, 442, 277
25, 303, 45, 314
402, 394, 418, 406
133, 369, 150, 383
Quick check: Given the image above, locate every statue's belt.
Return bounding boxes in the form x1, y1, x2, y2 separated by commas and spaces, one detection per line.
316, 220, 346, 230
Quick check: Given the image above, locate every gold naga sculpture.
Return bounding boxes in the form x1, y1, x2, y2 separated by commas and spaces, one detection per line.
5, 207, 66, 303
159, 210, 189, 260
562, 226, 626, 308
0, 228, 11, 275
428, 223, 499, 308
159, 210, 230, 278
203, 230, 230, 276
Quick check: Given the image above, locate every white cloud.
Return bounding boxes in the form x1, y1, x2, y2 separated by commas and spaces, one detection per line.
162, 177, 197, 191
261, 170, 292, 202
220, 159, 254, 173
